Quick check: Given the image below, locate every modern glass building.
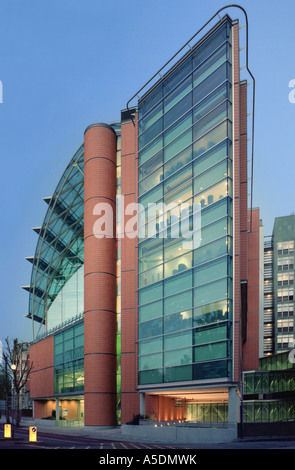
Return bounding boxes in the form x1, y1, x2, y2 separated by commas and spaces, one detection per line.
243, 351, 295, 423
24, 10, 261, 438
261, 215, 295, 357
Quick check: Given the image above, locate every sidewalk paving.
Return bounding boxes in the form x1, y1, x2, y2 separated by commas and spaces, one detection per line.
2, 417, 295, 447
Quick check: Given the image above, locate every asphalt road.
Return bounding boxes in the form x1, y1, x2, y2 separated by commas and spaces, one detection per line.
0, 425, 188, 450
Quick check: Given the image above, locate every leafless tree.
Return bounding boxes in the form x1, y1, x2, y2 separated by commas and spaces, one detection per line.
1, 337, 33, 427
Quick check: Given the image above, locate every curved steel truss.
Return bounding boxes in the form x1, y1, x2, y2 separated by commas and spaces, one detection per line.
25, 144, 84, 339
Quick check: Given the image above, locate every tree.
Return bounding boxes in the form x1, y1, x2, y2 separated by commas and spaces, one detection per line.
1, 337, 33, 426
0, 357, 12, 423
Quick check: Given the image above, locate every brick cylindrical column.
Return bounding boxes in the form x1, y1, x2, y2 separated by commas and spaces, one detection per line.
83, 123, 117, 426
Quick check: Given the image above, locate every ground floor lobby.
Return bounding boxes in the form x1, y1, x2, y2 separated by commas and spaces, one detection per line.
142, 386, 232, 423
33, 396, 84, 424
32, 386, 240, 428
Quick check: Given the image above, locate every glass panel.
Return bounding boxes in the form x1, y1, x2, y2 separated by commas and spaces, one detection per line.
244, 402, 254, 423
164, 92, 193, 129
139, 184, 163, 207
194, 341, 228, 362
194, 256, 229, 287
139, 86, 163, 121
194, 180, 232, 208
164, 180, 192, 206
193, 23, 230, 69
202, 217, 230, 246
194, 236, 231, 266
164, 238, 192, 261
139, 264, 163, 287
164, 347, 192, 367
201, 197, 230, 226
164, 330, 192, 350
193, 300, 229, 326
139, 151, 163, 181
164, 290, 192, 315
193, 62, 230, 105
164, 111, 192, 147
193, 359, 229, 380
244, 373, 254, 395
139, 237, 163, 258
139, 369, 163, 385
195, 159, 228, 194
139, 101, 163, 134
139, 166, 164, 195
194, 140, 229, 177
164, 251, 193, 277
164, 75, 193, 113
194, 277, 228, 307
164, 365, 192, 382
193, 101, 230, 142
193, 82, 230, 124
139, 352, 163, 370
254, 372, 262, 393
138, 317, 163, 340
164, 164, 192, 195
164, 310, 192, 333
139, 248, 163, 273
194, 323, 228, 345
139, 134, 163, 166
164, 59, 192, 96
139, 299, 163, 322
164, 127, 193, 163
254, 403, 262, 422
139, 283, 163, 305
138, 336, 163, 355
193, 43, 229, 88
193, 120, 230, 160
139, 118, 163, 149
261, 402, 269, 422
164, 145, 192, 179
164, 270, 192, 296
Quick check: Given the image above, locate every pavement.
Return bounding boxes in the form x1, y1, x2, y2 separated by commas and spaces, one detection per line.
0, 417, 126, 442
1, 416, 295, 449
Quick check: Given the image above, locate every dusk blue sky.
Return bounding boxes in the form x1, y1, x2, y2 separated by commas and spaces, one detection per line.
0, 0, 294, 346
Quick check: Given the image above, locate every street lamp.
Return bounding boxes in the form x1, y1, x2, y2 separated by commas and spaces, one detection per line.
9, 363, 17, 435
10, 363, 16, 427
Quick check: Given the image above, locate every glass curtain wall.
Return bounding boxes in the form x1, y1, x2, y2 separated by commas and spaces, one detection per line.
28, 144, 84, 337
137, 19, 233, 386
54, 322, 84, 395
114, 122, 122, 424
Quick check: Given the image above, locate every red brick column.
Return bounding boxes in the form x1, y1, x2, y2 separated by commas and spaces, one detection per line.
120, 113, 140, 423
84, 123, 117, 426
243, 208, 260, 370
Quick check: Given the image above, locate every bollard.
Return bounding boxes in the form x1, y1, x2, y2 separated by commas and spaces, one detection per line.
29, 426, 37, 442
4, 424, 12, 438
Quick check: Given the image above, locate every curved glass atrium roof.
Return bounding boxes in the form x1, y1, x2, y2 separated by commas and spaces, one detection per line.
24, 144, 84, 339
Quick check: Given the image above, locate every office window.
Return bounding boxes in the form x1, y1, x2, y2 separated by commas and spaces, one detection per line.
277, 319, 294, 334
277, 288, 294, 302
278, 256, 294, 271
278, 273, 294, 287
277, 241, 294, 255
278, 304, 294, 318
